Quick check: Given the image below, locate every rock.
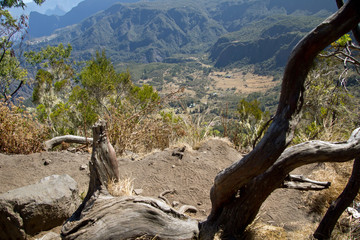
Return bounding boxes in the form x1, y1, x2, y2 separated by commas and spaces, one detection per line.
133, 189, 143, 195
172, 146, 186, 159
43, 159, 52, 166
0, 174, 81, 240
68, 147, 76, 153
79, 164, 88, 170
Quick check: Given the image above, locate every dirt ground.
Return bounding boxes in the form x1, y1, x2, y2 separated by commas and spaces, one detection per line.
0, 138, 348, 239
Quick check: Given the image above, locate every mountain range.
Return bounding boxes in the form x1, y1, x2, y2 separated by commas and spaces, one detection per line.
9, 0, 84, 17
27, 0, 338, 70
28, 0, 143, 38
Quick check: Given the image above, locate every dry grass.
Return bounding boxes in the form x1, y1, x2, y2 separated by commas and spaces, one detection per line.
107, 178, 134, 197
0, 100, 49, 154
301, 161, 360, 239
210, 69, 276, 94
192, 136, 233, 151
286, 223, 318, 240
305, 162, 355, 215
243, 222, 287, 240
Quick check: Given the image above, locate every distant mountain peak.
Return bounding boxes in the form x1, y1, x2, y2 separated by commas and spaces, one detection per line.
44, 5, 66, 16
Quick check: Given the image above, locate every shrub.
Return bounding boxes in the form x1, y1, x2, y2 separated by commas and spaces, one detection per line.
0, 100, 49, 154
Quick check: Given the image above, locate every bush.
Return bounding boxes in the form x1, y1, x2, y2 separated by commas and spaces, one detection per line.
0, 100, 49, 154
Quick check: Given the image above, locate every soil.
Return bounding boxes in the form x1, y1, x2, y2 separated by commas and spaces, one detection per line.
0, 138, 334, 239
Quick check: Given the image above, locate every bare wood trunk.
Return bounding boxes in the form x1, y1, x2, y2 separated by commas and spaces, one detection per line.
61, 120, 198, 239
44, 135, 93, 151
314, 157, 360, 239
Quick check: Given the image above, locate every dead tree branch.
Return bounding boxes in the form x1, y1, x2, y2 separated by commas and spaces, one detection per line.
282, 174, 331, 190
44, 135, 93, 151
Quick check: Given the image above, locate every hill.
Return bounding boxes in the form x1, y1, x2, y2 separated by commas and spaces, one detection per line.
28, 0, 142, 38
209, 13, 329, 70
27, 0, 337, 69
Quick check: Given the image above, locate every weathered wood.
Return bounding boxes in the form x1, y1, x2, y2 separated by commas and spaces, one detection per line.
61, 120, 199, 239
61, 196, 199, 240
159, 189, 176, 205
44, 135, 93, 151
282, 174, 331, 190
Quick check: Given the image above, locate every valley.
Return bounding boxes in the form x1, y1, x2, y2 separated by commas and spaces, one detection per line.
23, 0, 338, 116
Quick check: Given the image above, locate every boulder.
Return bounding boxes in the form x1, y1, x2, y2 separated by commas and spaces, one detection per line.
0, 174, 81, 240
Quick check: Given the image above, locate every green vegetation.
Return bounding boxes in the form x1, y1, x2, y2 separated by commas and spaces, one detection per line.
28, 0, 334, 70
0, 8, 28, 101
294, 36, 360, 143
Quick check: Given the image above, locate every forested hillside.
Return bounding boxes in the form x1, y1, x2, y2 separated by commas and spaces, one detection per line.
27, 0, 337, 70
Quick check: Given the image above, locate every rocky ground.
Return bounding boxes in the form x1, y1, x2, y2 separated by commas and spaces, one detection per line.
0, 138, 355, 239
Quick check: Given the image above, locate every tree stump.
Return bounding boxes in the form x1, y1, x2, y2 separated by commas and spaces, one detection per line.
61, 120, 198, 240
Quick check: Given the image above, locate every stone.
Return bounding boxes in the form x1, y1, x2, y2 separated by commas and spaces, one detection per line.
43, 159, 51, 166
0, 174, 81, 239
79, 164, 88, 170
133, 189, 143, 195
68, 147, 76, 153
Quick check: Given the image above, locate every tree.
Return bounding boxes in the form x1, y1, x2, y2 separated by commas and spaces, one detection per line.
0, 0, 45, 102
25, 43, 75, 132
61, 1, 360, 239
0, 0, 44, 9
77, 50, 132, 116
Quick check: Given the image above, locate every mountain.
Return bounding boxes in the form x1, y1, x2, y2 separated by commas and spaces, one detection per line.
28, 0, 142, 38
27, 0, 338, 69
209, 13, 329, 69
9, 0, 84, 17
44, 5, 66, 16
29, 1, 227, 63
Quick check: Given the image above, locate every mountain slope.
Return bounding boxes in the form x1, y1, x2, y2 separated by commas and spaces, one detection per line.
30, 2, 227, 63
209, 13, 329, 69
28, 0, 142, 38
27, 0, 338, 69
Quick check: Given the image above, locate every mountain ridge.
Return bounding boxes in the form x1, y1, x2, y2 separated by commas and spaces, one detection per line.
28, 0, 142, 38
27, 0, 338, 70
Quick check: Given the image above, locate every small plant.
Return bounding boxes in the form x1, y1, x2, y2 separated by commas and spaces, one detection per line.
224, 98, 270, 152
107, 178, 134, 197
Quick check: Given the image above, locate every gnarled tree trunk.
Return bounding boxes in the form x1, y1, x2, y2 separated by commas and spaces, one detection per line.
61, 120, 198, 240
199, 1, 360, 239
